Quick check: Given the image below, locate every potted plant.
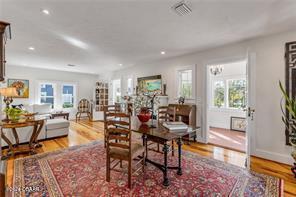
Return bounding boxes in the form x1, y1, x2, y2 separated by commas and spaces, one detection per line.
133, 93, 160, 123
279, 81, 296, 176
4, 107, 26, 122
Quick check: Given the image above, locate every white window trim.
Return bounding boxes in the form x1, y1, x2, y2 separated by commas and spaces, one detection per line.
36, 80, 78, 110
210, 76, 246, 111
176, 65, 196, 100
61, 83, 77, 109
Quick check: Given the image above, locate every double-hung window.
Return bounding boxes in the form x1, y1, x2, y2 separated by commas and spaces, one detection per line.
62, 84, 75, 108
212, 78, 246, 109
40, 83, 55, 108
38, 82, 77, 109
178, 69, 193, 99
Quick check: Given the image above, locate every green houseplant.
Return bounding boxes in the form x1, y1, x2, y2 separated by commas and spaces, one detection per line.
4, 107, 25, 121
279, 81, 296, 163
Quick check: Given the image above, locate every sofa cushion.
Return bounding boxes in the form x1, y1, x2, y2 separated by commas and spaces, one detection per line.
33, 104, 52, 114
46, 119, 70, 130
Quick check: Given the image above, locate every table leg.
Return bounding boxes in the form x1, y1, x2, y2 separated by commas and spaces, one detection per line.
11, 128, 19, 147
142, 134, 148, 165
163, 142, 170, 186
1, 131, 14, 159
29, 120, 44, 153
177, 138, 183, 175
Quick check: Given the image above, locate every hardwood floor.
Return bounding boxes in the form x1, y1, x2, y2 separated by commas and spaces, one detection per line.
3, 120, 296, 196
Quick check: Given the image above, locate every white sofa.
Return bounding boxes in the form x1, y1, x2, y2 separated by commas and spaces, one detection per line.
1, 104, 70, 147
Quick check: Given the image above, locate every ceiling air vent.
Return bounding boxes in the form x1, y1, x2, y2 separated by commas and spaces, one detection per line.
67, 64, 76, 67
172, 1, 192, 16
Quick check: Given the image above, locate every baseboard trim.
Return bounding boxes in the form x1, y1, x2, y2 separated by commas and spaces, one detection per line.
252, 148, 294, 165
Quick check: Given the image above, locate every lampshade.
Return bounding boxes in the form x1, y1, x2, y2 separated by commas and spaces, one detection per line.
0, 87, 19, 97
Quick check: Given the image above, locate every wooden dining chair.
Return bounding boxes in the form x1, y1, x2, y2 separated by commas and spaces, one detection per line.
156, 106, 176, 156
105, 112, 146, 189
103, 105, 122, 147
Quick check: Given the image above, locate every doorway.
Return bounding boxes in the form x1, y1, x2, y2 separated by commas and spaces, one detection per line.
112, 79, 121, 104
206, 60, 247, 153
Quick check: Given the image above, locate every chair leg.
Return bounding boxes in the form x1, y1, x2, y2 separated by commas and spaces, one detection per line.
172, 140, 174, 157
75, 113, 78, 122
157, 143, 160, 152
128, 159, 132, 189
142, 151, 145, 172
120, 160, 123, 168
106, 155, 110, 182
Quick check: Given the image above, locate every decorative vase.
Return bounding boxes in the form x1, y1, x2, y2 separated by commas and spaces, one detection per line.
137, 107, 151, 123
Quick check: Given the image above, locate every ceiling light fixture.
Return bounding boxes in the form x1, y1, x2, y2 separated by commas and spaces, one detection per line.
210, 65, 224, 76
119, 64, 123, 67
161, 51, 166, 55
28, 47, 35, 51
42, 9, 50, 15
172, 1, 192, 16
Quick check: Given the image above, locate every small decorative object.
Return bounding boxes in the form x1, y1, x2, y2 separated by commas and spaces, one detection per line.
230, 117, 246, 132
209, 65, 224, 76
178, 96, 185, 105
279, 81, 296, 178
137, 75, 162, 94
137, 107, 151, 123
7, 79, 29, 98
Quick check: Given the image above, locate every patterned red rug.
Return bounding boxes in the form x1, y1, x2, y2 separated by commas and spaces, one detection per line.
12, 141, 283, 196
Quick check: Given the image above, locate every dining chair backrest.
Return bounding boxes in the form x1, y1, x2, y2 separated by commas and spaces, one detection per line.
105, 113, 131, 154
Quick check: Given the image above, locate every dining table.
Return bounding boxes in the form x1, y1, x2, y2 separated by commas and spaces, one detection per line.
117, 116, 199, 186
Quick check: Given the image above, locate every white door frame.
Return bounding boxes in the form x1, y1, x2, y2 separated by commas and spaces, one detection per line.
202, 55, 255, 168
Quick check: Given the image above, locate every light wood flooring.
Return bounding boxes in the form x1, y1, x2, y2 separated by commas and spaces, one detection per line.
3, 120, 296, 196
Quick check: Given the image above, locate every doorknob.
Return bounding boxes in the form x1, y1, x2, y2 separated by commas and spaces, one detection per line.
245, 107, 255, 120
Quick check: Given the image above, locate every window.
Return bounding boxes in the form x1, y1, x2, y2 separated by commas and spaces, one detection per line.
40, 83, 55, 107
228, 79, 246, 109
211, 78, 246, 109
62, 85, 75, 108
127, 78, 133, 95
112, 79, 121, 103
213, 81, 225, 108
178, 69, 193, 98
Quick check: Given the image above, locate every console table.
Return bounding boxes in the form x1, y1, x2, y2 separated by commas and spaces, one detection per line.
0, 117, 45, 159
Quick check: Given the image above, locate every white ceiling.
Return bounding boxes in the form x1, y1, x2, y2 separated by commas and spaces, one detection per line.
1, 0, 296, 74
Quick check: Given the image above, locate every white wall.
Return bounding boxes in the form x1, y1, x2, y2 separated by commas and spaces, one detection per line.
3, 65, 99, 119
208, 61, 246, 129
112, 30, 296, 165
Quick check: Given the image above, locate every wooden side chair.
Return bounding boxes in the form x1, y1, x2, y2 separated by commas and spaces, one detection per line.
76, 99, 91, 122
155, 106, 176, 156
105, 112, 146, 188
103, 105, 122, 147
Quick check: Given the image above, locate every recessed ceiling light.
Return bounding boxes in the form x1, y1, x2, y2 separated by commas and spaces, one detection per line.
28, 47, 35, 50
119, 64, 123, 67
161, 51, 166, 55
42, 9, 50, 15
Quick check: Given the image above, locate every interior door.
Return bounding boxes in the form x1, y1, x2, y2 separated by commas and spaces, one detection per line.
245, 52, 256, 169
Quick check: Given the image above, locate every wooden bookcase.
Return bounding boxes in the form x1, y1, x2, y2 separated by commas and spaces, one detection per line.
95, 82, 109, 111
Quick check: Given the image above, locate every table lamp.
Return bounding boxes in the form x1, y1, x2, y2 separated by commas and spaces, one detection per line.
0, 87, 18, 119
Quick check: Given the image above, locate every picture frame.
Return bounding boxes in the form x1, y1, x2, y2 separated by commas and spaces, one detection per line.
7, 79, 29, 98
137, 75, 162, 94
230, 116, 246, 132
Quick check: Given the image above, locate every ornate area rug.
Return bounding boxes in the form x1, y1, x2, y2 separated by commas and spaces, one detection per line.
13, 141, 283, 196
